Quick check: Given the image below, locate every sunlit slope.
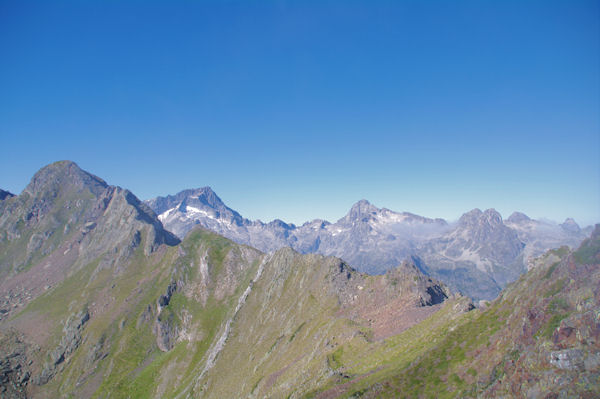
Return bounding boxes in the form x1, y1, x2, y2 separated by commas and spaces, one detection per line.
314, 226, 600, 398
2, 228, 262, 398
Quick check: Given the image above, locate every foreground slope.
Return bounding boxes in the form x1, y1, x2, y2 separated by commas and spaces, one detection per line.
0, 226, 263, 398
313, 225, 600, 398
192, 249, 456, 398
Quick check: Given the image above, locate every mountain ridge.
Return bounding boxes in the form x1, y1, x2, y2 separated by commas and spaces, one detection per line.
147, 187, 592, 300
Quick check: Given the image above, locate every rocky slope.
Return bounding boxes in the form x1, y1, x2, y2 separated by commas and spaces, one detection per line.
0, 224, 455, 398
0, 161, 179, 318
195, 249, 456, 398
147, 189, 591, 300
309, 225, 600, 398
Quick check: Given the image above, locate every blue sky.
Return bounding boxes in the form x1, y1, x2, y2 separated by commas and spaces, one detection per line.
1, 0, 599, 226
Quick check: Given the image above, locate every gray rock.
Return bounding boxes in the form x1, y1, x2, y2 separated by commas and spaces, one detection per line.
550, 349, 585, 371
0, 333, 31, 398
36, 308, 90, 385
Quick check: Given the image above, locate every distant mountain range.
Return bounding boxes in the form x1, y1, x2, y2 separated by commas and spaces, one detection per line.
146, 188, 592, 300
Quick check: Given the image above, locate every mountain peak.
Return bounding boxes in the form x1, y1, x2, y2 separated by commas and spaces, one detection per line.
355, 199, 372, 207
24, 160, 108, 198
145, 186, 227, 216
458, 208, 483, 226
301, 219, 330, 228
344, 199, 379, 221
267, 219, 295, 229
560, 218, 581, 233
507, 211, 531, 224
458, 208, 503, 227
192, 186, 225, 209
483, 208, 503, 224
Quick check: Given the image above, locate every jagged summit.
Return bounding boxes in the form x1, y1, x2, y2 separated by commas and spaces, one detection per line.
457, 208, 483, 228
418, 208, 526, 300
342, 199, 379, 223
507, 211, 531, 224
144, 187, 249, 240
458, 208, 503, 227
147, 186, 229, 216
301, 219, 330, 229
267, 219, 295, 229
560, 217, 581, 233
0, 161, 178, 285
482, 208, 503, 224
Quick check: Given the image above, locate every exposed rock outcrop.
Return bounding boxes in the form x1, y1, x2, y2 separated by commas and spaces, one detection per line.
35, 309, 89, 385
0, 332, 32, 399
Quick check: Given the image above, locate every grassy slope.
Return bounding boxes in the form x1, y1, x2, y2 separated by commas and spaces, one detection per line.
9, 229, 261, 398
318, 235, 600, 398
0, 188, 95, 277
198, 249, 471, 398
200, 250, 351, 398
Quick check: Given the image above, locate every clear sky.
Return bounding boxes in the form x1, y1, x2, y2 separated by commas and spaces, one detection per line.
1, 0, 599, 226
